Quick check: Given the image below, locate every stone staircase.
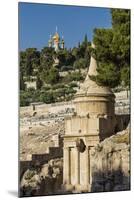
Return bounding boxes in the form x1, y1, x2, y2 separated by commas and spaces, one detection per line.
20, 135, 63, 180
32, 146, 63, 165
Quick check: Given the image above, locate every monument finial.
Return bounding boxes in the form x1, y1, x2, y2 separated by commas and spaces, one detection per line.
91, 42, 95, 48
75, 40, 114, 97
85, 42, 97, 80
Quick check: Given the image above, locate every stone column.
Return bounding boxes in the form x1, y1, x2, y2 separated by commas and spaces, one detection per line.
89, 147, 93, 186
74, 146, 79, 185
63, 147, 70, 185
84, 146, 89, 190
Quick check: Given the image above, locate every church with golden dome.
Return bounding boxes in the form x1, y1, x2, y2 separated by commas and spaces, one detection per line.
48, 27, 65, 51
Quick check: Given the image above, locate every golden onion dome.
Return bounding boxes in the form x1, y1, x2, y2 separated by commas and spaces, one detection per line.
53, 32, 60, 40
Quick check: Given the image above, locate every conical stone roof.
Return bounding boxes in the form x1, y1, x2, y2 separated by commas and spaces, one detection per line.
75, 43, 114, 98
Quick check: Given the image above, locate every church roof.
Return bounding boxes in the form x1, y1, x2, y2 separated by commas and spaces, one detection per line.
53, 32, 60, 40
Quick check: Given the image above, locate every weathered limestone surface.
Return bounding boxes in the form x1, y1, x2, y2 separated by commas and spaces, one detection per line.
20, 158, 63, 197
90, 127, 130, 192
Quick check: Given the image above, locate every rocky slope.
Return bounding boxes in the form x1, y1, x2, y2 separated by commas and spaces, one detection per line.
20, 158, 63, 197
20, 121, 64, 160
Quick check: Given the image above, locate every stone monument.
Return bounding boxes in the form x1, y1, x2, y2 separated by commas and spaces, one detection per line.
63, 43, 116, 192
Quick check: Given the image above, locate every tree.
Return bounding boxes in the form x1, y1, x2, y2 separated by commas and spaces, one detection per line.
40, 91, 55, 104
20, 72, 25, 90
72, 35, 91, 69
46, 67, 60, 85
20, 48, 40, 77
81, 34, 88, 50
73, 58, 87, 69
36, 75, 43, 90
111, 9, 130, 86
40, 47, 55, 71
72, 47, 81, 60
93, 8, 130, 88
65, 51, 75, 66
95, 63, 120, 88
20, 51, 26, 74
57, 49, 68, 67
20, 91, 30, 106
84, 34, 88, 45
120, 67, 130, 88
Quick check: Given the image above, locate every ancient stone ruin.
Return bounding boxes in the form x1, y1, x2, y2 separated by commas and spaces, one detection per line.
63, 43, 124, 192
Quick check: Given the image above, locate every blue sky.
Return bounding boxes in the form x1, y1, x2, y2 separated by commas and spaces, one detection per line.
19, 3, 112, 51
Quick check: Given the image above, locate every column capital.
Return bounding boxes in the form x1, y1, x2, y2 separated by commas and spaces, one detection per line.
63, 146, 71, 150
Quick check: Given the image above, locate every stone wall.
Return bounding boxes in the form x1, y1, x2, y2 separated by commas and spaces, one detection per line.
20, 101, 75, 118
20, 146, 63, 183
20, 90, 130, 118
32, 147, 63, 164
115, 90, 130, 114
115, 90, 130, 100
25, 81, 37, 90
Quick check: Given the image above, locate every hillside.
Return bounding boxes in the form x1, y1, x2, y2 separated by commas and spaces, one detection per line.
20, 125, 130, 196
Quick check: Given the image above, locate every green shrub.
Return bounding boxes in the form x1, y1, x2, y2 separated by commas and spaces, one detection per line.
69, 82, 78, 88
40, 91, 55, 104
